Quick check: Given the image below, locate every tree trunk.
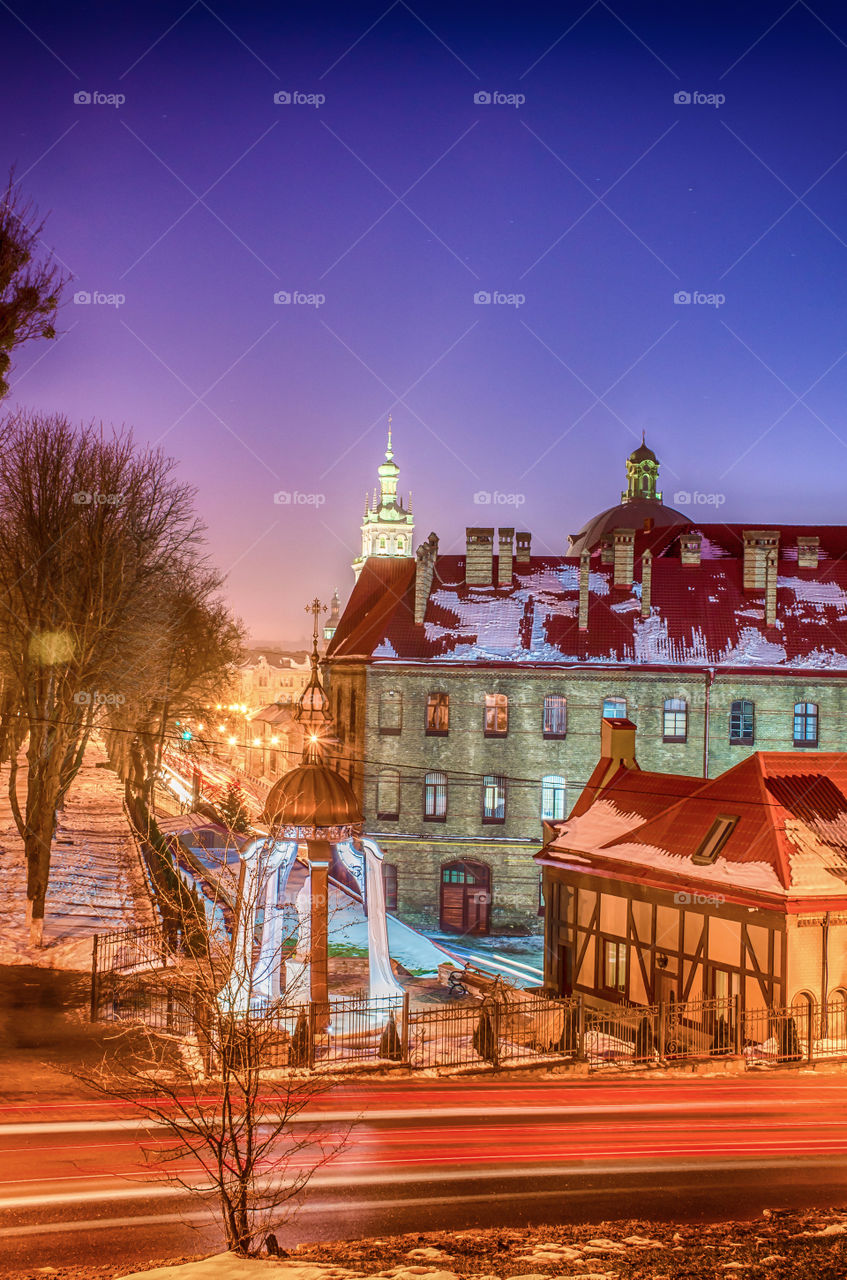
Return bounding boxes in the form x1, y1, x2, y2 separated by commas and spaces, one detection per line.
24, 810, 53, 947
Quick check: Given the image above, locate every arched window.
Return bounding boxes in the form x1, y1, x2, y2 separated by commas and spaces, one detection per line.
397, 537, 405, 553
424, 770, 447, 821
663, 697, 688, 743
484, 692, 509, 736
376, 768, 400, 820
382, 861, 398, 912
729, 699, 754, 745
603, 696, 627, 719
543, 694, 567, 738
379, 536, 386, 550
378, 689, 402, 735
541, 775, 567, 821
794, 701, 818, 747
483, 774, 506, 822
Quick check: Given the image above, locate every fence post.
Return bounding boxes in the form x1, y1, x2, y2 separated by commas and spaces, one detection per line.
658, 1002, 666, 1060
308, 1002, 316, 1070
577, 994, 585, 1061
732, 993, 741, 1056
401, 991, 410, 1064
492, 999, 501, 1070
807, 1000, 815, 1063
90, 934, 99, 1023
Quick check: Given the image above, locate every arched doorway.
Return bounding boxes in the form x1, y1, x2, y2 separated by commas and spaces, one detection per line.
439, 860, 491, 935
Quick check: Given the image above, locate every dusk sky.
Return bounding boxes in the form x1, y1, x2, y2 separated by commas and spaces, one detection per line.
4, 1, 847, 642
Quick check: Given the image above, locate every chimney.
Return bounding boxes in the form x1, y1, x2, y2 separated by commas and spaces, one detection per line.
765, 548, 778, 627
742, 530, 779, 590
515, 531, 531, 565
797, 535, 820, 569
600, 716, 637, 774
578, 550, 590, 632
466, 527, 494, 586
680, 532, 702, 566
497, 527, 514, 586
414, 531, 439, 625
600, 535, 614, 565
641, 549, 652, 617
613, 528, 635, 589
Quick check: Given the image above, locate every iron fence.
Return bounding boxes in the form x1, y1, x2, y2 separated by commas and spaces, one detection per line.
583, 1002, 659, 1068
662, 996, 739, 1061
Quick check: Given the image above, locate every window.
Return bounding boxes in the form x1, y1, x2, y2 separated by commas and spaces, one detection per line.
379, 537, 386, 549
382, 862, 398, 912
483, 774, 506, 822
603, 697, 627, 719
424, 770, 447, 821
543, 694, 567, 738
484, 693, 509, 736
729, 699, 754, 745
378, 689, 402, 735
601, 938, 627, 994
376, 768, 400, 820
541, 774, 567, 821
794, 701, 819, 747
663, 697, 688, 743
426, 692, 449, 735
692, 814, 738, 865
397, 537, 405, 553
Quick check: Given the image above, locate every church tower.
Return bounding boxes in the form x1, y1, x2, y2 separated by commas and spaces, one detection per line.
622, 433, 662, 504
352, 419, 415, 580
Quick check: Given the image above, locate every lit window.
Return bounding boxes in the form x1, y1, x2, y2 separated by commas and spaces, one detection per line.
483, 774, 506, 822
663, 697, 688, 743
603, 697, 627, 719
424, 771, 447, 821
484, 693, 508, 736
602, 939, 627, 994
541, 774, 567, 821
543, 694, 567, 738
794, 701, 818, 747
426, 692, 449, 735
397, 537, 405, 552
376, 769, 400, 820
729, 699, 754, 745
692, 814, 738, 865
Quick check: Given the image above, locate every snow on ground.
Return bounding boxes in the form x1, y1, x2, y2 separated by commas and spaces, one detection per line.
328, 889, 452, 978
0, 740, 153, 968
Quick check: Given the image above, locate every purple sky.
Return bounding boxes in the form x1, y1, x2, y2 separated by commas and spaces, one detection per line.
4, 1, 847, 642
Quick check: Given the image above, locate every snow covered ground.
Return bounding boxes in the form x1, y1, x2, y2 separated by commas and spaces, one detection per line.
0, 741, 153, 968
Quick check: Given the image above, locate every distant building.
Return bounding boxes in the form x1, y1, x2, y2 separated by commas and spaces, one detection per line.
234, 649, 311, 713
327, 440, 847, 936
323, 590, 340, 646
352, 422, 414, 581
537, 717, 847, 1017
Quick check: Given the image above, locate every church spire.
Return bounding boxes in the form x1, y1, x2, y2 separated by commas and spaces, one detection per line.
353, 420, 415, 581
622, 435, 661, 504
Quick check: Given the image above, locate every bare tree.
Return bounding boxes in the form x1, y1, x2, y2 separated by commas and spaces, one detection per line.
79, 833, 348, 1256
0, 169, 68, 398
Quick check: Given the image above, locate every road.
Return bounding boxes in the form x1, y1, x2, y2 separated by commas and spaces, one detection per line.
2, 1076, 847, 1271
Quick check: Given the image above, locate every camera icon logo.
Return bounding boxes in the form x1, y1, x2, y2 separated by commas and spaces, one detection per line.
73, 491, 91, 504
273, 491, 292, 505
273, 290, 291, 305
673, 490, 692, 505
73, 691, 92, 705
474, 91, 492, 105
674, 91, 692, 104
673, 290, 692, 305
73, 290, 92, 305
473, 490, 492, 505
673, 891, 692, 904
273, 91, 292, 104
73, 90, 92, 105
473, 290, 492, 305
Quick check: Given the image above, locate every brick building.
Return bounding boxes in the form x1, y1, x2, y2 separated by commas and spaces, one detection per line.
537, 717, 847, 1018
326, 444, 847, 936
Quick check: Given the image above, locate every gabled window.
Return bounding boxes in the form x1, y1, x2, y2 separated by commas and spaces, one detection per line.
663, 697, 688, 743
378, 689, 402, 735
603, 696, 627, 719
426, 692, 449, 735
543, 694, 567, 738
483, 774, 506, 822
484, 693, 508, 736
692, 814, 738, 865
794, 701, 819, 747
376, 768, 400, 820
541, 775, 567, 821
424, 771, 447, 821
729, 699, 754, 745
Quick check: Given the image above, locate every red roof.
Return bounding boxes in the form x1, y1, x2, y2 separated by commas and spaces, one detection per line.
327, 525, 847, 671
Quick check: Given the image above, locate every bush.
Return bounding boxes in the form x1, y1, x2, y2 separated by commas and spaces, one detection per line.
634, 1015, 655, 1062
779, 1015, 802, 1062
379, 1011, 402, 1061
288, 1010, 311, 1067
473, 1006, 497, 1064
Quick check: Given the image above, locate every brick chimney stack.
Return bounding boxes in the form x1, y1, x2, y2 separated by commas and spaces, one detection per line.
743, 530, 779, 590
797, 536, 820, 568
466, 528, 494, 586
641, 548, 652, 617
680, 533, 702, 566
765, 548, 778, 627
578, 550, 590, 632
497, 528, 514, 586
515, 531, 531, 565
613, 528, 635, 589
414, 531, 439, 624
